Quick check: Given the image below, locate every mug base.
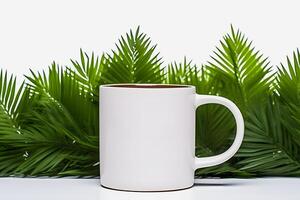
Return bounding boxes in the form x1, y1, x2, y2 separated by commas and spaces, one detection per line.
100, 184, 194, 192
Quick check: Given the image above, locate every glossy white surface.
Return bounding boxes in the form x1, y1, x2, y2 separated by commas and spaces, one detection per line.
0, 178, 299, 200
100, 85, 244, 191
100, 85, 196, 191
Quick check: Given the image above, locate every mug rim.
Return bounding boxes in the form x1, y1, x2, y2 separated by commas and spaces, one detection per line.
100, 83, 194, 89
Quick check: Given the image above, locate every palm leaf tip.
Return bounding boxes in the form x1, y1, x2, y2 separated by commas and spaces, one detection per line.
276, 49, 300, 146
69, 49, 104, 96
207, 25, 273, 112
101, 27, 164, 84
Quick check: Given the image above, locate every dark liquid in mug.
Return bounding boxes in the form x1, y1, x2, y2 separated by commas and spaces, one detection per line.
107, 84, 188, 88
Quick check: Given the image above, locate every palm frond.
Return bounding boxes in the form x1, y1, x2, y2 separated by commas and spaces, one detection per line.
237, 98, 300, 176
26, 63, 98, 135
14, 102, 98, 176
101, 26, 165, 83
207, 25, 273, 113
69, 49, 105, 99
0, 70, 24, 123
166, 58, 215, 93
0, 70, 26, 175
18, 63, 100, 176
276, 49, 300, 145
166, 58, 197, 84
0, 26, 300, 178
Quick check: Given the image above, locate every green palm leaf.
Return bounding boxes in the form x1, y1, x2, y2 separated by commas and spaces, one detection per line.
237, 98, 300, 176
70, 49, 105, 99
14, 102, 99, 176
0, 26, 300, 178
101, 27, 164, 83
0, 70, 26, 175
166, 58, 198, 84
276, 49, 300, 145
26, 62, 98, 136
207, 25, 273, 113
19, 62, 99, 176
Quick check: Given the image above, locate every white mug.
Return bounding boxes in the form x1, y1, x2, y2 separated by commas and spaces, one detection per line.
100, 84, 244, 191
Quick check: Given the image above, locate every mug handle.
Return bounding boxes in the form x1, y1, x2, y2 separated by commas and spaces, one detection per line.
194, 94, 244, 169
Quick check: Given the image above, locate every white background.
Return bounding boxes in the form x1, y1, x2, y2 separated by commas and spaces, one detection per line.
1, 0, 300, 80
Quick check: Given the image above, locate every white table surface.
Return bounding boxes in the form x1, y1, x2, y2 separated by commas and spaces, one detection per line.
0, 178, 299, 200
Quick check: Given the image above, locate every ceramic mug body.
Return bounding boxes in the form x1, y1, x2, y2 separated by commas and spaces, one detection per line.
100, 84, 244, 191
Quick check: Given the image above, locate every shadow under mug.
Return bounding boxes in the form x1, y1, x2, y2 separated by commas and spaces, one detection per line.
100, 84, 244, 192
